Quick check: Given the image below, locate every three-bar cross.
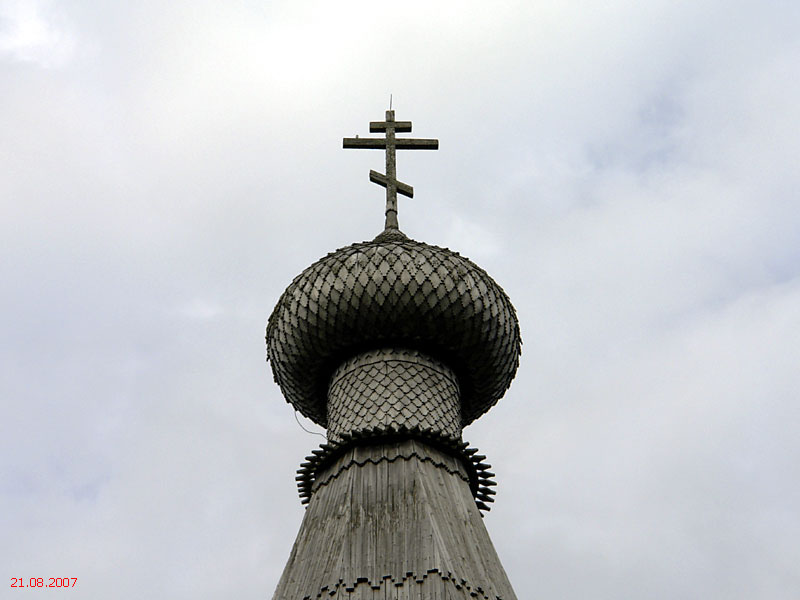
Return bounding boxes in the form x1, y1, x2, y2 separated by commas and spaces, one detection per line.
343, 110, 438, 230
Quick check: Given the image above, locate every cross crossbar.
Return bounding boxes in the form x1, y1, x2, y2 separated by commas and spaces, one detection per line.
343, 109, 438, 230
342, 138, 439, 150
370, 120, 412, 133
370, 170, 413, 198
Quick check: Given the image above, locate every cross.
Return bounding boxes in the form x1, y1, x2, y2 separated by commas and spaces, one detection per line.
343, 110, 438, 230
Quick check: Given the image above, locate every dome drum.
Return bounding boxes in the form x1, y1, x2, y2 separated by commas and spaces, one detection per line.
327, 348, 461, 443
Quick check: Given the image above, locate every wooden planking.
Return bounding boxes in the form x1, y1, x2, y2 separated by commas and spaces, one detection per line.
272, 439, 516, 599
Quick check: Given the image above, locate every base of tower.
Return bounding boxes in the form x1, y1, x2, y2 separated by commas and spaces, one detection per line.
272, 439, 516, 600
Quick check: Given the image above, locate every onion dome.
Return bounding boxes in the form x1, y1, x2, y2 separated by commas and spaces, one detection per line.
266, 228, 521, 427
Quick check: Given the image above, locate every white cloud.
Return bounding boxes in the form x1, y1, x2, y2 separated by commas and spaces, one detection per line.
175, 298, 224, 320
0, 0, 74, 67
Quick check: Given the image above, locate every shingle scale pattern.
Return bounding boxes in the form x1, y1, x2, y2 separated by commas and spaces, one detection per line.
327, 348, 461, 443
266, 231, 521, 427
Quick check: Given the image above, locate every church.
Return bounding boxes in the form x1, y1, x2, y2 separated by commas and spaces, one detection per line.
266, 109, 522, 599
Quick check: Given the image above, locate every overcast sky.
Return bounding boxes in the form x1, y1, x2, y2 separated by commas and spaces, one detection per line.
2, 1, 799, 598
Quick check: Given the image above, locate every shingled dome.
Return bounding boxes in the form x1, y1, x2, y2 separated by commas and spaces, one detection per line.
266, 228, 521, 427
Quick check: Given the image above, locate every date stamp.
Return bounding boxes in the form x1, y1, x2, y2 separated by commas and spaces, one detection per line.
11, 578, 77, 588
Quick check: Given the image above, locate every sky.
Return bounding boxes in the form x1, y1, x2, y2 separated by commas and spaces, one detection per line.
2, 0, 799, 598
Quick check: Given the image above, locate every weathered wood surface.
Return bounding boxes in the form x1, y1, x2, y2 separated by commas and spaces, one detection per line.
326, 349, 461, 444
272, 439, 517, 600
343, 109, 438, 230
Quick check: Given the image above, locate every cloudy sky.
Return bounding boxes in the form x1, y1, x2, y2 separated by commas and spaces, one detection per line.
2, 0, 798, 598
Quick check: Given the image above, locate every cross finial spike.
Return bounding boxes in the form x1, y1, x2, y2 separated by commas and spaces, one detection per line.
343, 110, 438, 232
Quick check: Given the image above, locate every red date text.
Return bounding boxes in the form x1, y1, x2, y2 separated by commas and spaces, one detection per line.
10, 578, 77, 588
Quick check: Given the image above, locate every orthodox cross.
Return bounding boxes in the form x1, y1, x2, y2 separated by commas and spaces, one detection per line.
343, 110, 438, 230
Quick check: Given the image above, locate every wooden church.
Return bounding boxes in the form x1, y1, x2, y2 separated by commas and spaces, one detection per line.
266, 110, 521, 599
